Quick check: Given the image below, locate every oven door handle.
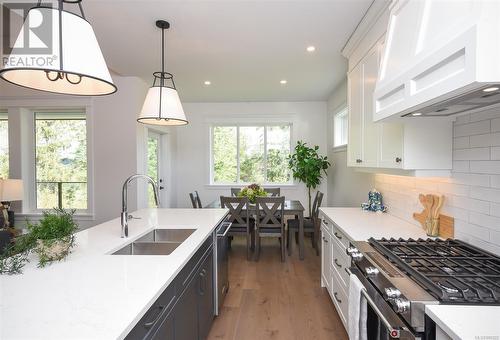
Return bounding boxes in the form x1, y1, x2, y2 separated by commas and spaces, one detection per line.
360, 288, 400, 337
217, 222, 232, 237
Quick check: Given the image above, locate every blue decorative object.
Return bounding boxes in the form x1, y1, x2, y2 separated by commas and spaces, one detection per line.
361, 189, 387, 213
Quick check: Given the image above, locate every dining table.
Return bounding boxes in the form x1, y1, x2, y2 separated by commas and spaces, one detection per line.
205, 199, 307, 260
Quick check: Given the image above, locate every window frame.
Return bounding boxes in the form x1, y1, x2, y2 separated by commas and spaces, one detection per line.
209, 123, 293, 186
31, 109, 93, 215
0, 111, 9, 179
333, 106, 348, 149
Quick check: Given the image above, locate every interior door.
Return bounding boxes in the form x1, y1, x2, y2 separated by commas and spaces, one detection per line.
147, 131, 164, 207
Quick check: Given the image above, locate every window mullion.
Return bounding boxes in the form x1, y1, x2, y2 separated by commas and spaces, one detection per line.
236, 126, 240, 183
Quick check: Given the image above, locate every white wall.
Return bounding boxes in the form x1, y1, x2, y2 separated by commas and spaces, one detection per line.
0, 75, 150, 229
173, 101, 328, 214
375, 107, 500, 255
326, 80, 374, 207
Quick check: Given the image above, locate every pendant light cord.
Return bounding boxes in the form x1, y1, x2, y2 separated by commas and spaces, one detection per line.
159, 26, 164, 119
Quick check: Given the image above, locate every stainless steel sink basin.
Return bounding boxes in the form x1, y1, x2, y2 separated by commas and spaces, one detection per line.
135, 228, 195, 243
112, 242, 181, 255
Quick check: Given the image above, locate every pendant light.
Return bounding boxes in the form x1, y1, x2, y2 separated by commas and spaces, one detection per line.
0, 0, 116, 96
137, 20, 188, 126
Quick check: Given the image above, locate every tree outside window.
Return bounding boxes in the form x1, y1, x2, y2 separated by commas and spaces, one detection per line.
0, 113, 8, 179
211, 124, 291, 184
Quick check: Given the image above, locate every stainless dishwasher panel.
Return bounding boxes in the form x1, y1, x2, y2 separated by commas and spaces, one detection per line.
214, 221, 231, 315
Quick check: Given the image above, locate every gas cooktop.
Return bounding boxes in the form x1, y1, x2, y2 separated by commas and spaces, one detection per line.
368, 238, 500, 305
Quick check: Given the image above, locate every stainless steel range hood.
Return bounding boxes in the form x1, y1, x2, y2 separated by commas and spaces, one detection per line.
373, 0, 500, 121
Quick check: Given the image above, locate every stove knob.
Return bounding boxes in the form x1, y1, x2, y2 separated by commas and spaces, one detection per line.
394, 298, 410, 313
351, 252, 364, 260
365, 266, 379, 275
346, 246, 359, 255
384, 287, 401, 299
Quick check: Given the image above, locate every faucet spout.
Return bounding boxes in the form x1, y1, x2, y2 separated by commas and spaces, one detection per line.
121, 174, 160, 238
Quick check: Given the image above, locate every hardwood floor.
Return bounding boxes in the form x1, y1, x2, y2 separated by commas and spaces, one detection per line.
208, 236, 348, 340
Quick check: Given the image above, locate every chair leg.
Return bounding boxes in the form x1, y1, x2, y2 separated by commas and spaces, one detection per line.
315, 231, 320, 256
295, 231, 299, 244
287, 228, 292, 256
281, 235, 285, 262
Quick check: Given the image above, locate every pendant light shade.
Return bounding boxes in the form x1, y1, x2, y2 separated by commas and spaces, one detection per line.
137, 20, 188, 126
0, 3, 116, 96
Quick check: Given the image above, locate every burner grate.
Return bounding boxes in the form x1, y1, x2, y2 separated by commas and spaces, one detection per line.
369, 238, 500, 304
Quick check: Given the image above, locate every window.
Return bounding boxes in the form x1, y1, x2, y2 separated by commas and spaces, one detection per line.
0, 112, 8, 179
35, 112, 88, 210
211, 124, 291, 184
334, 107, 348, 147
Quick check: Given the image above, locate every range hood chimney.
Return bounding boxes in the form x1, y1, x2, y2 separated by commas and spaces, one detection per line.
373, 0, 500, 121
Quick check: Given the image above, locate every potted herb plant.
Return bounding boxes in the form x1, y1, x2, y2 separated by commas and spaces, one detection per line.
29, 208, 78, 267
288, 141, 331, 216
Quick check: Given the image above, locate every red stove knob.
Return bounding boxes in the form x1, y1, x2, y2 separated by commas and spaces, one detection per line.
390, 329, 400, 338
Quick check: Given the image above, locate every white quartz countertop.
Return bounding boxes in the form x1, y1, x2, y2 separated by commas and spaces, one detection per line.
318, 207, 429, 241
426, 305, 500, 340
0, 208, 228, 340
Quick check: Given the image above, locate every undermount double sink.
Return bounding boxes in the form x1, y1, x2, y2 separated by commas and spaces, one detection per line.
112, 228, 195, 255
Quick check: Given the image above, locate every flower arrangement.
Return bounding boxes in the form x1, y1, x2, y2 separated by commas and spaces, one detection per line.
237, 183, 267, 203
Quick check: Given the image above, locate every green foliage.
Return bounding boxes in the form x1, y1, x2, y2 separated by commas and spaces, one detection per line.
0, 120, 9, 179
0, 234, 34, 275
28, 208, 79, 241
213, 126, 237, 183
237, 183, 267, 203
288, 141, 331, 216
147, 136, 159, 207
35, 118, 87, 210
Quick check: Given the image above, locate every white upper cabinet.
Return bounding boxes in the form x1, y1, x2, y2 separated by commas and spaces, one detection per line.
343, 0, 452, 173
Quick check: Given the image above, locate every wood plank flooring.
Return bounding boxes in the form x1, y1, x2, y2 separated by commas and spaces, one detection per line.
208, 236, 348, 340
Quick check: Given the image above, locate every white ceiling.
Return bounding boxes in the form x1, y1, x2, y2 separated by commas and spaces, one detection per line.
81, 0, 373, 102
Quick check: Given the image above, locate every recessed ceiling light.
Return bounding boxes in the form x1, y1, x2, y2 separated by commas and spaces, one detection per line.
306, 46, 316, 52
483, 86, 499, 92
412, 112, 423, 116
280, 80, 287, 85
204, 81, 211, 85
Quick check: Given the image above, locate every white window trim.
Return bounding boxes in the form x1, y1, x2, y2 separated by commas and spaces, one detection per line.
333, 105, 348, 150
208, 122, 294, 186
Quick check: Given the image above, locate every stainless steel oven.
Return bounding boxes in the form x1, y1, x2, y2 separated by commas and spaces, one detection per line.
214, 221, 231, 315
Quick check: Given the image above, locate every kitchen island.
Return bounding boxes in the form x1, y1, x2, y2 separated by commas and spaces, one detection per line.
0, 208, 227, 340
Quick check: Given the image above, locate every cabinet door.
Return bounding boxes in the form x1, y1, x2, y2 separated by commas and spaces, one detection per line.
151, 310, 174, 340
320, 226, 332, 291
174, 279, 198, 340
361, 47, 380, 167
347, 64, 363, 167
198, 252, 214, 340
379, 122, 403, 168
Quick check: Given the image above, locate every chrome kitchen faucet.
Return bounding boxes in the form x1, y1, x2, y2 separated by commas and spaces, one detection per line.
121, 174, 160, 238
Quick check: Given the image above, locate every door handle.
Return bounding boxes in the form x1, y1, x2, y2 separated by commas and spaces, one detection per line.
159, 186, 165, 190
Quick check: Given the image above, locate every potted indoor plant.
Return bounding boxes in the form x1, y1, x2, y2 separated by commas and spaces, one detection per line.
288, 141, 330, 216
238, 183, 267, 204
28, 208, 78, 267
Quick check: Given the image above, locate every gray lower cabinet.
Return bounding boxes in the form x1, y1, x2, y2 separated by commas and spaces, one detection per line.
126, 236, 215, 340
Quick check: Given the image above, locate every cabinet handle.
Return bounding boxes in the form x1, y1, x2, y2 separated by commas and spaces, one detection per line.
323, 237, 328, 243
334, 258, 342, 268
334, 232, 342, 240
395, 157, 402, 163
144, 305, 164, 328
322, 219, 328, 225
334, 292, 342, 303
356, 159, 363, 163
199, 269, 207, 296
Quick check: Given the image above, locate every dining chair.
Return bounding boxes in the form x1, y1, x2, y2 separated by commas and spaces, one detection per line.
230, 188, 241, 197
189, 191, 202, 208
220, 196, 255, 260
264, 187, 280, 197
254, 196, 285, 262
287, 191, 323, 256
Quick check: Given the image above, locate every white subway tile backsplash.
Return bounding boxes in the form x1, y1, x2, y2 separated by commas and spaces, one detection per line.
453, 136, 469, 149
493, 118, 500, 132
470, 161, 500, 174
469, 132, 500, 147
470, 186, 500, 203
454, 120, 490, 137
491, 147, 500, 160
377, 111, 500, 255
453, 148, 490, 160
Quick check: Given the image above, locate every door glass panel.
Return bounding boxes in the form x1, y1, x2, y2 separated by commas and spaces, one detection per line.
147, 135, 159, 207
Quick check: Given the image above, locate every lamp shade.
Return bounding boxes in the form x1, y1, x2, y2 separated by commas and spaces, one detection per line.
0, 7, 116, 96
137, 86, 188, 126
0, 179, 23, 202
